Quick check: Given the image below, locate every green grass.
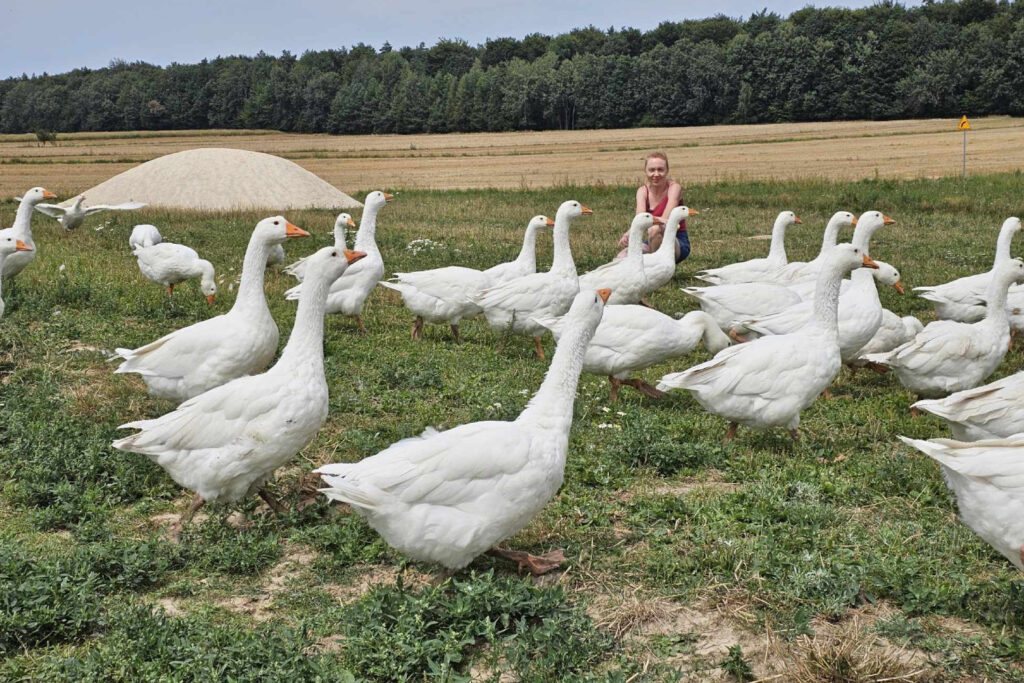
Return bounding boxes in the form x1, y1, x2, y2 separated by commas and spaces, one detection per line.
2, 173, 1024, 680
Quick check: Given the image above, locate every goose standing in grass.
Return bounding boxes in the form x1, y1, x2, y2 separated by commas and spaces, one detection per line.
765, 211, 857, 283
852, 311, 923, 363
912, 372, 1024, 441
482, 215, 554, 285
284, 213, 355, 283
899, 435, 1024, 572
33, 195, 146, 231
0, 187, 56, 279
0, 236, 32, 318
639, 206, 697, 298
381, 265, 489, 342
285, 192, 391, 331
578, 213, 654, 304
134, 241, 217, 304
535, 306, 730, 402
317, 288, 610, 575
474, 200, 592, 359
657, 244, 877, 441
683, 282, 803, 335
115, 217, 310, 401
864, 259, 1024, 398
694, 211, 801, 285
914, 218, 1021, 322
129, 224, 162, 250
113, 246, 367, 536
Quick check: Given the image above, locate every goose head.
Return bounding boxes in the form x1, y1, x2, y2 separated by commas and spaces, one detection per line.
255, 216, 310, 246
1000, 216, 1022, 238
333, 213, 356, 245
555, 200, 593, 223
197, 260, 217, 305
870, 261, 904, 294
20, 187, 57, 205
992, 258, 1024, 288
528, 215, 555, 231
851, 211, 895, 251
902, 316, 924, 336
775, 211, 802, 230
563, 287, 611, 339
826, 243, 878, 277
630, 212, 655, 238
0, 236, 32, 255
364, 191, 393, 213
303, 246, 368, 287
826, 211, 857, 232
664, 206, 698, 232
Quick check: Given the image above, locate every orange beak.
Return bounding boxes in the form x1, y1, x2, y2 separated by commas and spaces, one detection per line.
545, 217, 555, 227
285, 221, 310, 238
42, 190, 57, 199
206, 294, 215, 305
383, 193, 394, 201
862, 254, 879, 269
14, 239, 31, 252
581, 206, 593, 215
793, 216, 803, 224
346, 217, 356, 227
688, 209, 699, 216
850, 216, 858, 225
893, 281, 905, 295
883, 215, 896, 225
344, 250, 367, 264
597, 288, 611, 304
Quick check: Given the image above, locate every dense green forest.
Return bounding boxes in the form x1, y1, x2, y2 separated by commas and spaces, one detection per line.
3, 0, 1023, 135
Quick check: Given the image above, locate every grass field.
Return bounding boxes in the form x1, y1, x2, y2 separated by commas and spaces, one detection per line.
3, 169, 1024, 681
1, 116, 1023, 197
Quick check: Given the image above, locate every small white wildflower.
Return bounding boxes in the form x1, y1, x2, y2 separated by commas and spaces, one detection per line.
493, 402, 501, 409
53, 310, 62, 316
228, 284, 234, 292
519, 388, 529, 396
94, 225, 104, 231
59, 263, 66, 272
597, 422, 615, 429
601, 406, 611, 413
616, 411, 626, 416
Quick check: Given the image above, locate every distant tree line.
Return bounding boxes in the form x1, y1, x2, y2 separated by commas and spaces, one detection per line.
2, 0, 1023, 135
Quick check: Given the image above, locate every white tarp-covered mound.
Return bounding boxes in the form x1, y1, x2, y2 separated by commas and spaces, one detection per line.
63, 148, 362, 211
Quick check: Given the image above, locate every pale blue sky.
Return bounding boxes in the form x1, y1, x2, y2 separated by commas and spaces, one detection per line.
1, 0, 920, 79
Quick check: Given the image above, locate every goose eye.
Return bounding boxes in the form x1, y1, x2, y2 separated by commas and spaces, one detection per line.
273, 220, 279, 225
331, 251, 338, 257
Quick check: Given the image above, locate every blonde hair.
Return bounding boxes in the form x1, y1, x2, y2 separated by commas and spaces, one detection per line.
643, 151, 669, 171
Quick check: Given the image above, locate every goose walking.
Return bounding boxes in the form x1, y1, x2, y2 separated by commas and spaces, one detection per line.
34, 195, 146, 231
113, 246, 367, 535
115, 217, 310, 401
317, 288, 610, 575
0, 187, 56, 279
285, 192, 391, 331
0, 236, 32, 318
134, 241, 217, 304
863, 259, 1024, 398
474, 201, 592, 359
694, 211, 801, 285
482, 215, 554, 285
657, 244, 877, 441
900, 435, 1024, 572
381, 266, 489, 342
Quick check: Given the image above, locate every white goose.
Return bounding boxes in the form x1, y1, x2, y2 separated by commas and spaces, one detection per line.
483, 215, 554, 285
912, 372, 1024, 441
657, 244, 877, 441
134, 241, 217, 304
34, 194, 146, 231
473, 200, 592, 359
317, 288, 610, 575
766, 211, 858, 283
639, 206, 697, 297
115, 217, 310, 401
683, 282, 803, 335
113, 246, 367, 532
0, 187, 56, 279
0, 236, 32, 318
899, 435, 1024, 572
578, 212, 654, 304
285, 192, 391, 331
853, 310, 923, 361
283, 213, 355, 283
914, 217, 1022, 322
129, 224, 162, 250
863, 259, 1024, 398
535, 306, 730, 402
694, 211, 801, 285
380, 265, 488, 342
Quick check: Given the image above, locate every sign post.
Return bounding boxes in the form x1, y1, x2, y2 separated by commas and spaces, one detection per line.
958, 115, 971, 178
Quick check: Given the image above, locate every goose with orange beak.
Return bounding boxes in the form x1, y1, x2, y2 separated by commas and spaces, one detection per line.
114, 246, 366, 538
0, 236, 32, 317
659, 244, 878, 442
116, 216, 311, 402
1, 186, 56, 279
318, 288, 609, 576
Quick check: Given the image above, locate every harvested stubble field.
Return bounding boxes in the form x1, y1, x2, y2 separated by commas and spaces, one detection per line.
1, 116, 1023, 197
3, 131, 1024, 680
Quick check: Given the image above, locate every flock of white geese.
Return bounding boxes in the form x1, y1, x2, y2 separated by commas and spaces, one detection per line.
3, 186, 1024, 576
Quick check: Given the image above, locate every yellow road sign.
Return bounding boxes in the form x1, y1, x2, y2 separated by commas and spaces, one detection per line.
958, 115, 971, 131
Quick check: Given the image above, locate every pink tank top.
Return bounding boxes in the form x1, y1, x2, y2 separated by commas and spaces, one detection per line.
644, 186, 685, 230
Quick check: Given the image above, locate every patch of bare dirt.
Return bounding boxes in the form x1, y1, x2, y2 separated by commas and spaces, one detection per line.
214, 545, 318, 622
322, 565, 434, 606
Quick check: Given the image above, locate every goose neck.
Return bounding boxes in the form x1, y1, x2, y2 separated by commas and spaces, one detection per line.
354, 207, 380, 253
768, 219, 788, 263
233, 234, 272, 315
657, 215, 682, 258
984, 272, 1013, 325
13, 199, 36, 239
811, 265, 845, 338
278, 272, 331, 369
818, 219, 843, 257
994, 224, 1017, 265
514, 224, 538, 271
550, 216, 575, 275
518, 320, 591, 432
